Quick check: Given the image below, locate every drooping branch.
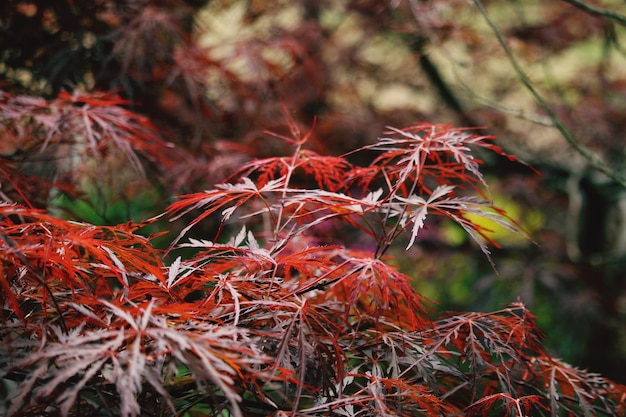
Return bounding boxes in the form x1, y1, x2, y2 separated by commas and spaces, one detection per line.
473, 0, 626, 188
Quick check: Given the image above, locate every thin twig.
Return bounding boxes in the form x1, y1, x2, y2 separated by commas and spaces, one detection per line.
562, 0, 626, 27
458, 80, 554, 126
473, 0, 626, 187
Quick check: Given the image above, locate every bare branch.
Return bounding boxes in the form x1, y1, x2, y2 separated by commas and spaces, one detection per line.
562, 0, 626, 27
473, 0, 626, 187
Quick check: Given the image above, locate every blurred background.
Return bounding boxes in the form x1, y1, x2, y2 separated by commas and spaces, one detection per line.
1, 0, 625, 382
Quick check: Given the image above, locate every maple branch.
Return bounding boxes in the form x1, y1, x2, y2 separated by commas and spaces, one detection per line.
562, 0, 626, 27
0, 221, 68, 333
473, 0, 626, 188
458, 81, 554, 127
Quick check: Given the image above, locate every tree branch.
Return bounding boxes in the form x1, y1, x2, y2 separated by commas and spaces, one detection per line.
562, 0, 626, 27
473, 0, 626, 187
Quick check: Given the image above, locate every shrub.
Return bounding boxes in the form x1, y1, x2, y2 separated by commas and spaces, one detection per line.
2, 109, 625, 416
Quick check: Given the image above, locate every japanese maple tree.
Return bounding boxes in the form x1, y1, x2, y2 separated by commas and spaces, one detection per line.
2, 110, 626, 415
2, 1, 626, 416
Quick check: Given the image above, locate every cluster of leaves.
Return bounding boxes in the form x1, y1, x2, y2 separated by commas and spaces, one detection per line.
3, 0, 626, 415
2, 110, 626, 416
0, 88, 180, 226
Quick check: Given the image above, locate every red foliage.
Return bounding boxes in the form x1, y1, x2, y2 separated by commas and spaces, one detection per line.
2, 113, 625, 416
2, 1, 626, 416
